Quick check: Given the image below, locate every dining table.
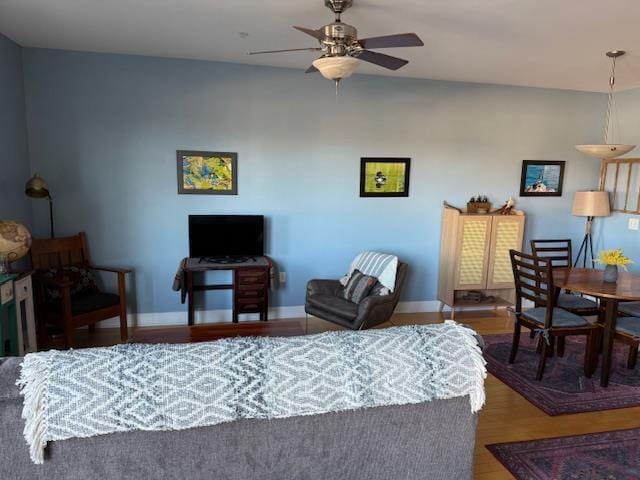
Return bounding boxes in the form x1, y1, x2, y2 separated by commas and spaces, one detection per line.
553, 267, 640, 387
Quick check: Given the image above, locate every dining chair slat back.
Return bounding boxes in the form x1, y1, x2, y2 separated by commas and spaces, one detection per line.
510, 249, 554, 321
530, 239, 572, 267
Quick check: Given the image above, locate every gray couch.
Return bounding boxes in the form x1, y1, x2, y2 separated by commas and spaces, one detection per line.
305, 263, 408, 330
0, 356, 478, 480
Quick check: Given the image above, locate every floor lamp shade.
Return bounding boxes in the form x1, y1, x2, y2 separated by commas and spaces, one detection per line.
572, 191, 611, 217
571, 191, 610, 268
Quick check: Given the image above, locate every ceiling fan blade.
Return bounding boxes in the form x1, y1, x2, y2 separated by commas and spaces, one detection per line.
293, 26, 325, 41
358, 33, 424, 49
356, 50, 408, 70
247, 47, 322, 55
305, 65, 319, 73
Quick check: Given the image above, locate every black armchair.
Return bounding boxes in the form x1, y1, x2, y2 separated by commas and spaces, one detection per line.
305, 263, 408, 330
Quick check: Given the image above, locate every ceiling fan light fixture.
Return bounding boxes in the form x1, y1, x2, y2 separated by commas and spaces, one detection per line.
312, 56, 360, 81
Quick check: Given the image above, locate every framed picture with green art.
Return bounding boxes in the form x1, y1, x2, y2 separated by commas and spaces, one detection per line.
360, 158, 411, 197
177, 150, 237, 195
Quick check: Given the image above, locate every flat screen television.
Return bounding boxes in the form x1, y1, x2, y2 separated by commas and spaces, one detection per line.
189, 215, 264, 259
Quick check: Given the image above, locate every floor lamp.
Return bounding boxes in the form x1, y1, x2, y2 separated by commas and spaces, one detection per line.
572, 191, 610, 268
25, 173, 55, 238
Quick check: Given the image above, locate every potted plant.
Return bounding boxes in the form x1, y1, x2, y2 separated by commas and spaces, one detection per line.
595, 249, 633, 283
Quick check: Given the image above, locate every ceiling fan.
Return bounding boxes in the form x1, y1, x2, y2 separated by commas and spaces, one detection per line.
247, 0, 424, 86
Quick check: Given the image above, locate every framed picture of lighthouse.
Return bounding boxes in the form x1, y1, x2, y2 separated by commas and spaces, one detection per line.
360, 158, 411, 197
519, 160, 565, 197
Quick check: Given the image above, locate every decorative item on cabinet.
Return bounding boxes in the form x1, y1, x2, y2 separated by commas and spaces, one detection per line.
497, 197, 515, 215
438, 203, 525, 319
466, 196, 491, 214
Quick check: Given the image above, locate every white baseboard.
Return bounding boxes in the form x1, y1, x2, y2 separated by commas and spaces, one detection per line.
97, 298, 518, 329
97, 305, 308, 328
97, 300, 457, 328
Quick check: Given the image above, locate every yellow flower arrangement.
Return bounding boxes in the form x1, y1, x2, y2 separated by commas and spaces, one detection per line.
595, 249, 633, 270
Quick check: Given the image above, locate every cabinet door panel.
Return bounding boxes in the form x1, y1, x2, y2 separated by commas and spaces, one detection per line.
487, 216, 524, 289
454, 217, 492, 290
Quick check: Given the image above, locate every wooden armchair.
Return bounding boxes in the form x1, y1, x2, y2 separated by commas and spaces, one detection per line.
30, 232, 130, 348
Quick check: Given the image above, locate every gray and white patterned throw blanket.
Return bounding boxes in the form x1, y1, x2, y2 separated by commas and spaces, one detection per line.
17, 322, 486, 464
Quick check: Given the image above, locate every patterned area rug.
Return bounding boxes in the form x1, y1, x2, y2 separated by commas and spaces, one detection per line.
484, 334, 640, 415
487, 428, 640, 479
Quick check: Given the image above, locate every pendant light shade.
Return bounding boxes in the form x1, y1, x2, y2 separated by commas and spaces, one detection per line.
312, 56, 360, 81
575, 50, 635, 159
575, 144, 636, 159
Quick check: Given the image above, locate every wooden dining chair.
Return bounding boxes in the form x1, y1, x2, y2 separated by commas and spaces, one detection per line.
609, 305, 640, 369
508, 250, 600, 380
30, 232, 131, 348
530, 239, 599, 315
530, 239, 601, 357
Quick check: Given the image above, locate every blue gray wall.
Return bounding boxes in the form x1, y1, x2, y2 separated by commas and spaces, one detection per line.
596, 88, 640, 272
0, 34, 30, 226
21, 48, 607, 314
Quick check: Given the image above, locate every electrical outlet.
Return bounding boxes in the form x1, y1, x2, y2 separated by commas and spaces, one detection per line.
279, 271, 287, 284
629, 218, 640, 231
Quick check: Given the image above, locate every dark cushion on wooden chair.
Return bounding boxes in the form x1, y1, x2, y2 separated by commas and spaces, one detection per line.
48, 292, 120, 316
619, 302, 640, 317
41, 264, 99, 301
616, 317, 640, 337
557, 293, 598, 310
522, 307, 589, 327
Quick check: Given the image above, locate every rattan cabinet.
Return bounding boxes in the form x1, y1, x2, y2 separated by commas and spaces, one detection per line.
438, 205, 525, 318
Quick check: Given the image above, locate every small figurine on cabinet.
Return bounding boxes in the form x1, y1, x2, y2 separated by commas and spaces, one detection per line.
497, 196, 515, 215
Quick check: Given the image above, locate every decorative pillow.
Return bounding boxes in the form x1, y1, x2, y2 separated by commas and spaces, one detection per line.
41, 264, 99, 301
342, 269, 376, 304
370, 281, 391, 297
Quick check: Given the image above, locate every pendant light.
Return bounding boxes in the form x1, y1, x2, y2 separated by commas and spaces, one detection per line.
575, 50, 635, 159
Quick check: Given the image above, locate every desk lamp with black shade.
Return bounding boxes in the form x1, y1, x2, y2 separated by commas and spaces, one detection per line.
25, 174, 55, 239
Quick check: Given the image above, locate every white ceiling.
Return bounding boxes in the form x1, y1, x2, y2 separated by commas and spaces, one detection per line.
2, 0, 640, 92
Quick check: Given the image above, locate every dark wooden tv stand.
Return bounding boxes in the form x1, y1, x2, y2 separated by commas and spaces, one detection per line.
183, 256, 271, 325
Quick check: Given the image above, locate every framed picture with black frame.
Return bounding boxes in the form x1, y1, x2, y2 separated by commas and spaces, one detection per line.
177, 150, 238, 195
519, 160, 565, 197
360, 158, 411, 197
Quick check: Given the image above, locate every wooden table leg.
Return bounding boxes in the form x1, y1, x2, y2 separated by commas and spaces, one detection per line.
600, 298, 618, 387
187, 271, 194, 326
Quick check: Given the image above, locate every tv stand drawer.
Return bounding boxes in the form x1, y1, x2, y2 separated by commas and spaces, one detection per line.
237, 287, 266, 299
236, 298, 265, 313
236, 270, 267, 286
